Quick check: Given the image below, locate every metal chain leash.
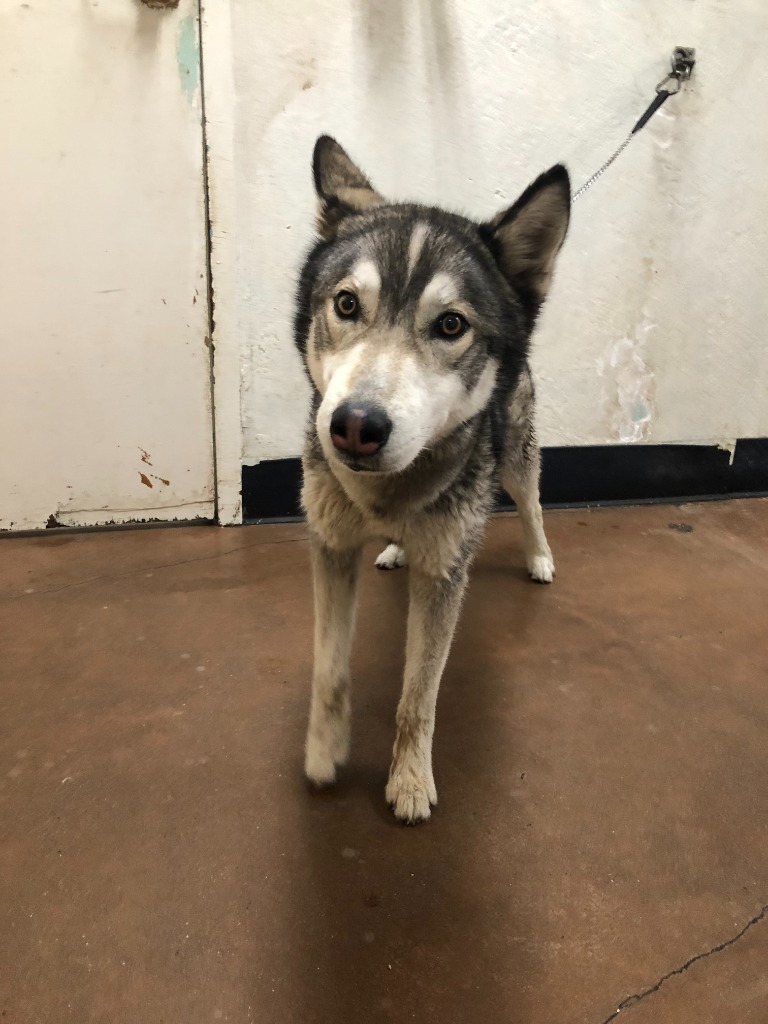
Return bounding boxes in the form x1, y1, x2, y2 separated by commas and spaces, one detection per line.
572, 47, 696, 202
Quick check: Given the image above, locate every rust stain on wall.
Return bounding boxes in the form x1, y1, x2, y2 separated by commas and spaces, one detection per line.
139, 473, 153, 488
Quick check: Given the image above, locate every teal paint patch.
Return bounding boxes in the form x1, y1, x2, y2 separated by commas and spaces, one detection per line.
176, 15, 199, 103
631, 400, 649, 423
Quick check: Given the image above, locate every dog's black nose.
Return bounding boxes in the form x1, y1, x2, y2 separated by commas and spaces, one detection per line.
330, 403, 392, 457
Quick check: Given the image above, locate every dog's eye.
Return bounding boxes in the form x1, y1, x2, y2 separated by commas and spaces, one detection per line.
435, 312, 467, 339
334, 291, 359, 319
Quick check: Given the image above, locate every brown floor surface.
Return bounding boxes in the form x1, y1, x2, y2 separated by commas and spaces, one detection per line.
1, 499, 767, 1024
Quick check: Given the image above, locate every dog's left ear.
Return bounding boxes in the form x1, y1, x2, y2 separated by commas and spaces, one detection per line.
483, 165, 571, 312
312, 136, 385, 240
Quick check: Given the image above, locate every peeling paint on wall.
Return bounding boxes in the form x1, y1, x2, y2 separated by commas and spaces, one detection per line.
597, 316, 657, 443
717, 440, 737, 466
176, 15, 199, 104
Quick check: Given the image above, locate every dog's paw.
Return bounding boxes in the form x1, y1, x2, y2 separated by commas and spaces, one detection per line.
304, 719, 350, 788
385, 766, 437, 824
528, 553, 555, 584
305, 741, 338, 787
375, 544, 407, 571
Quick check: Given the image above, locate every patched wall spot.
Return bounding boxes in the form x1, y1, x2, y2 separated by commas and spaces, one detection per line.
175, 15, 199, 103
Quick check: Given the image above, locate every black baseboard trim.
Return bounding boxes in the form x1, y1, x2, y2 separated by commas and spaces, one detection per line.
241, 439, 768, 524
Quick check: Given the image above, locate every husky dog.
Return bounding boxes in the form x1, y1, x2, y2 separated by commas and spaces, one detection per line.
296, 136, 570, 823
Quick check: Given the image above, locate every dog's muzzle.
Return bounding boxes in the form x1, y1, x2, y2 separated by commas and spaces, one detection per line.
330, 402, 392, 459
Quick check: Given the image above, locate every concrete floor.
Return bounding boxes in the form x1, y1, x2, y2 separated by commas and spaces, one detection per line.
1, 499, 767, 1024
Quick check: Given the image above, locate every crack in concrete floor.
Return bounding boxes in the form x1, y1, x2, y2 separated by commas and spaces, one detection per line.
599, 903, 768, 1022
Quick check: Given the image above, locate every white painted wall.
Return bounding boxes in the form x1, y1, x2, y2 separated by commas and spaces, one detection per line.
208, 0, 767, 478
0, 0, 214, 530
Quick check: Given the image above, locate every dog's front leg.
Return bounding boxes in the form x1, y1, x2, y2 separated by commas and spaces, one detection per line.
386, 565, 468, 823
304, 541, 362, 787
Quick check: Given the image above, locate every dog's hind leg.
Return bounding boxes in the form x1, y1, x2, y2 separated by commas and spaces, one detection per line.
305, 541, 362, 786
386, 566, 468, 823
375, 541, 407, 570
502, 369, 555, 583
501, 440, 555, 584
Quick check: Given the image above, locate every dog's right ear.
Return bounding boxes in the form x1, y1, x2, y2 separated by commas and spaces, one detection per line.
312, 136, 384, 240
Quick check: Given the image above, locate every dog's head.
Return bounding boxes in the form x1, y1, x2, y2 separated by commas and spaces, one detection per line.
296, 136, 570, 475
